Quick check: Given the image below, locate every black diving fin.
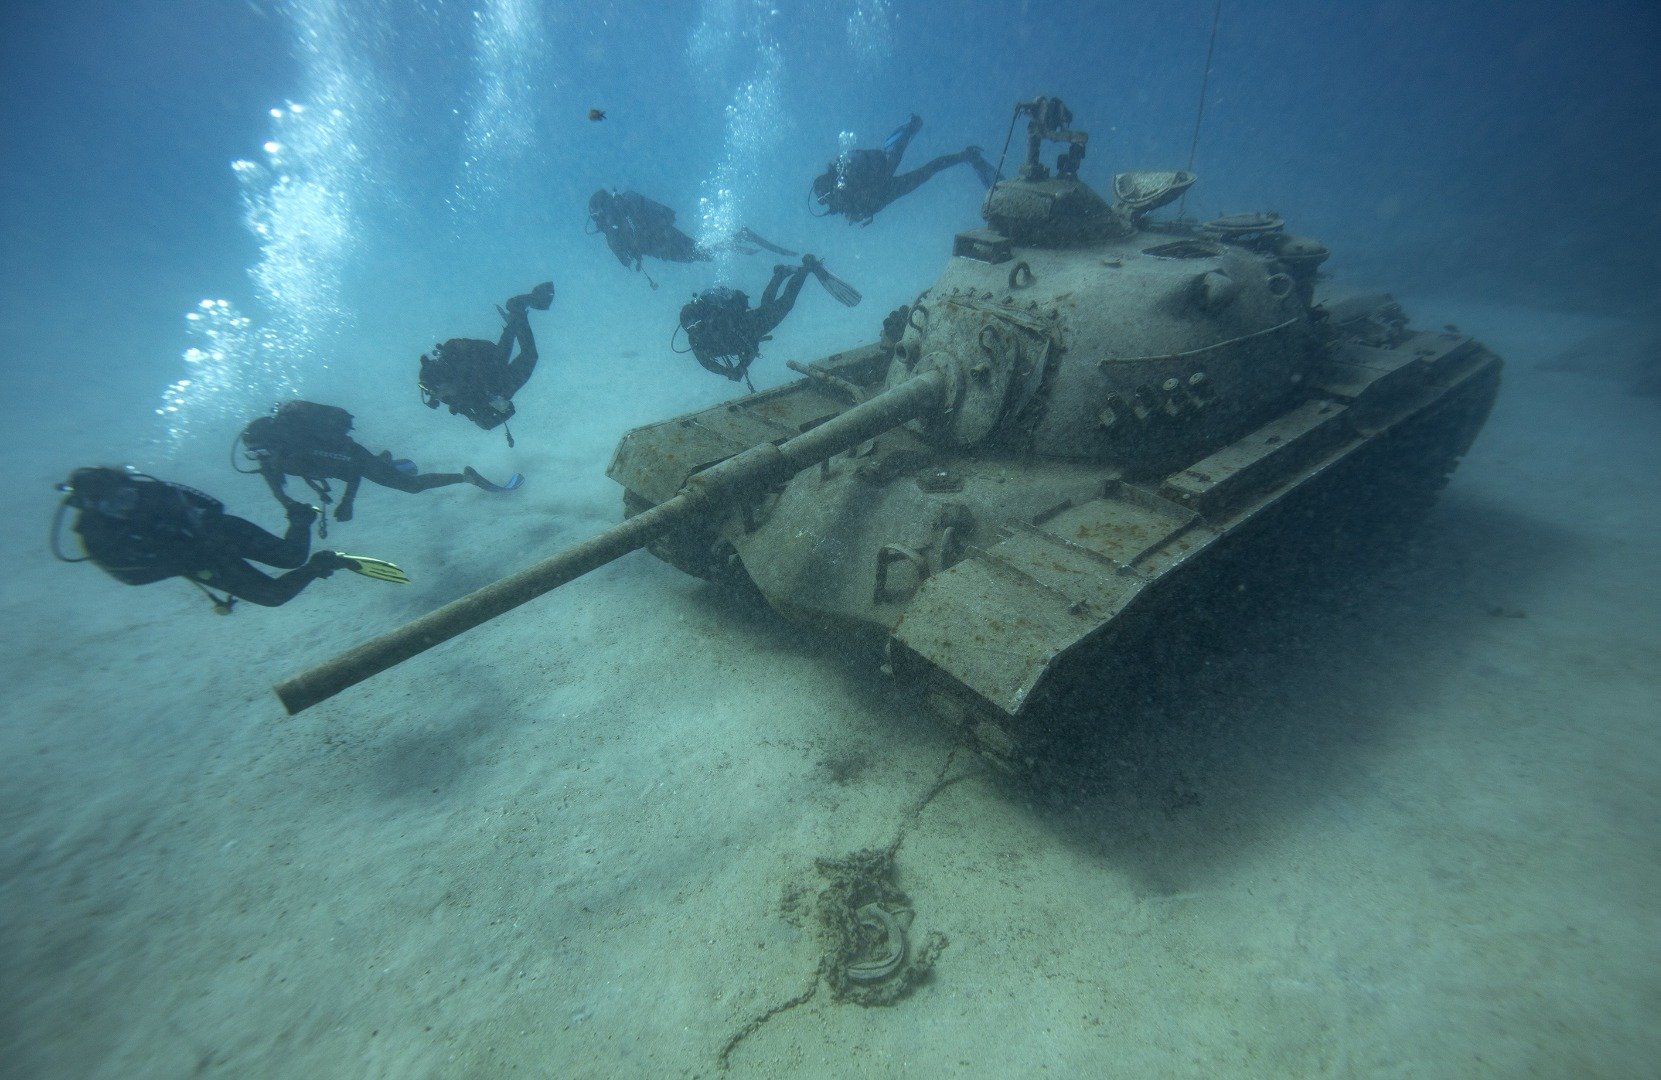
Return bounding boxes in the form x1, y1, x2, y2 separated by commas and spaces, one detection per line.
463, 467, 524, 493
808, 259, 862, 308
734, 226, 797, 258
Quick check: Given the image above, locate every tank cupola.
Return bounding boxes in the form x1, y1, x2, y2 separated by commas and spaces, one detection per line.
980, 97, 1131, 247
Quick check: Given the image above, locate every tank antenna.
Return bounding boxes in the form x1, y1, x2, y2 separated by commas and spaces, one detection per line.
1180, 0, 1224, 218
991, 104, 1022, 183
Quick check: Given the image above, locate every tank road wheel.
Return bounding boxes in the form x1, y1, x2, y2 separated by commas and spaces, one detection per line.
1372, 362, 1501, 522
1328, 360, 1503, 541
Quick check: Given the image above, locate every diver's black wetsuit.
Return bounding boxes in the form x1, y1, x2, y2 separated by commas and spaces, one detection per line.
252, 435, 475, 522
421, 290, 547, 434
750, 262, 814, 345
684, 262, 814, 383
76, 500, 334, 608
591, 191, 701, 270
811, 115, 995, 226
589, 190, 795, 274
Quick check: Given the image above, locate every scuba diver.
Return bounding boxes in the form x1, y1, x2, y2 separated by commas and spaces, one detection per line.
810, 114, 998, 226
52, 467, 407, 612
587, 189, 797, 288
236, 400, 522, 534
419, 282, 554, 446
677, 255, 861, 388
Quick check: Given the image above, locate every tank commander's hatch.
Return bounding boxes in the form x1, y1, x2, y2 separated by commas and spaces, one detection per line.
1112, 170, 1196, 214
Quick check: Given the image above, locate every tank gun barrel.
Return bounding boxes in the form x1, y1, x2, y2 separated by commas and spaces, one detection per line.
273, 369, 947, 715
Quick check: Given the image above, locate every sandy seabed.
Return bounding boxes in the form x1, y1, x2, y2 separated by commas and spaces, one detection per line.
1, 299, 1657, 1079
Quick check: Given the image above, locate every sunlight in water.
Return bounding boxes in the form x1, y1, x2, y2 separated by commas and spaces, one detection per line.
156, 299, 300, 450
692, 2, 784, 283
451, 0, 550, 227
845, 0, 894, 62
834, 129, 858, 192
155, 0, 386, 455
688, 0, 741, 72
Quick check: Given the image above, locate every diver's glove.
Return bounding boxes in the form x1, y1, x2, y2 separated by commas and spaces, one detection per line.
286, 502, 321, 527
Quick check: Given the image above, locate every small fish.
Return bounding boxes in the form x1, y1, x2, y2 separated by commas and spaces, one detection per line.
588, 108, 606, 122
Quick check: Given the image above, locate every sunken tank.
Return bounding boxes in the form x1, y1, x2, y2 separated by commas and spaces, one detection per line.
277, 99, 1502, 763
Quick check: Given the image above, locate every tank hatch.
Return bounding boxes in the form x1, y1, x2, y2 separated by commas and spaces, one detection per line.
978, 97, 1133, 247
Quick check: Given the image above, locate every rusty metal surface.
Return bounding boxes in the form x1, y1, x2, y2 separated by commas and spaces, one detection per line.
607, 345, 889, 505
888, 338, 1499, 727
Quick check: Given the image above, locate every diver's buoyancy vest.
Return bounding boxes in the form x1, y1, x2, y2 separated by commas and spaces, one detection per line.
420, 338, 513, 422
241, 401, 357, 478
67, 471, 224, 584
826, 149, 890, 217
680, 288, 755, 361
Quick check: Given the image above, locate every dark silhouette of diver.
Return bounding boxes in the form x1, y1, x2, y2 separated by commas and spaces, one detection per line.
419, 282, 553, 446
587, 189, 796, 288
677, 255, 861, 388
52, 467, 406, 612
810, 114, 997, 226
236, 400, 521, 533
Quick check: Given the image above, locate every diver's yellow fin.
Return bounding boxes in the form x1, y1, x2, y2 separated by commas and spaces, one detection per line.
335, 553, 410, 585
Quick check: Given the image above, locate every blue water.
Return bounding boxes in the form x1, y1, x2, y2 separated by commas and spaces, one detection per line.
4, 0, 1656, 442
2, 2, 1658, 1076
